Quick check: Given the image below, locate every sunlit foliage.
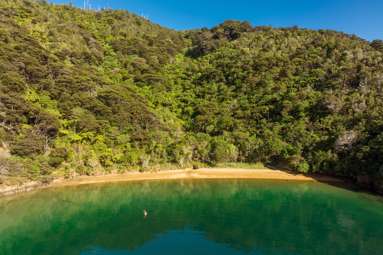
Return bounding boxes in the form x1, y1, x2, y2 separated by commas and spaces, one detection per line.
0, 0, 383, 192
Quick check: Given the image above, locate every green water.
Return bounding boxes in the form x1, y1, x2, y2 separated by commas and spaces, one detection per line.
1, 180, 383, 255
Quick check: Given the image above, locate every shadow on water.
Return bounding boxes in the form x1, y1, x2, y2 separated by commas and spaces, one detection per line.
0, 179, 383, 255
266, 163, 381, 198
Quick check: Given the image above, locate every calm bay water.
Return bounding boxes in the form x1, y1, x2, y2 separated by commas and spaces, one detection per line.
0, 180, 383, 255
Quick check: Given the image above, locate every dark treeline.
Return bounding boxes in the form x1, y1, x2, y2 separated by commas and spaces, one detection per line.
0, 0, 383, 192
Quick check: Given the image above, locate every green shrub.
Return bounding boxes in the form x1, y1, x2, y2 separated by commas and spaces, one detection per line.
10, 132, 46, 157
210, 137, 238, 164
168, 142, 193, 167
286, 156, 310, 173
297, 161, 310, 174
48, 148, 68, 167
189, 133, 211, 163
76, 165, 93, 176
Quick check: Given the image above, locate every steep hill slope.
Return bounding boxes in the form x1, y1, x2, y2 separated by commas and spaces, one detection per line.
1, 0, 383, 192
0, 0, 186, 176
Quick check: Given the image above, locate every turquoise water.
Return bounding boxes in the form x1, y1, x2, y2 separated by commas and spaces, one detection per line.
0, 180, 383, 255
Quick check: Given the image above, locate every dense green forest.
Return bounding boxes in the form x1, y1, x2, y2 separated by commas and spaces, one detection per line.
1, 0, 383, 192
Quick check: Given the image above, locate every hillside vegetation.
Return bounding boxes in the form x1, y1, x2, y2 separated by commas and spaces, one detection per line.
1, 0, 383, 192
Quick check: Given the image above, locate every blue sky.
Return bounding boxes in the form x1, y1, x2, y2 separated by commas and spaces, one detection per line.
49, 0, 382, 41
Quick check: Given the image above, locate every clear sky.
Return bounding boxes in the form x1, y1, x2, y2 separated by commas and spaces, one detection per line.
49, 0, 382, 41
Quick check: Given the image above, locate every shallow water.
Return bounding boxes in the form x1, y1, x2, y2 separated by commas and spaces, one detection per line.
0, 180, 383, 255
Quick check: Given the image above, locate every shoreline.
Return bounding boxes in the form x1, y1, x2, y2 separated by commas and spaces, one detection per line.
0, 168, 343, 197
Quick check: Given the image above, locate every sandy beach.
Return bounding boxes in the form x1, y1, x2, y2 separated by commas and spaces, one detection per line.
54, 168, 341, 187
0, 168, 342, 197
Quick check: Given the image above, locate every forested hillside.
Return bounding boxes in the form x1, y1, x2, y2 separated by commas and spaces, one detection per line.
1, 0, 383, 192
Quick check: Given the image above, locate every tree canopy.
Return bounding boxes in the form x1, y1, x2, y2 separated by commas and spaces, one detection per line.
1, 0, 383, 193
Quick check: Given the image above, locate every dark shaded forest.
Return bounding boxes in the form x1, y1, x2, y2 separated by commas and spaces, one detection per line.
1, 0, 383, 192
